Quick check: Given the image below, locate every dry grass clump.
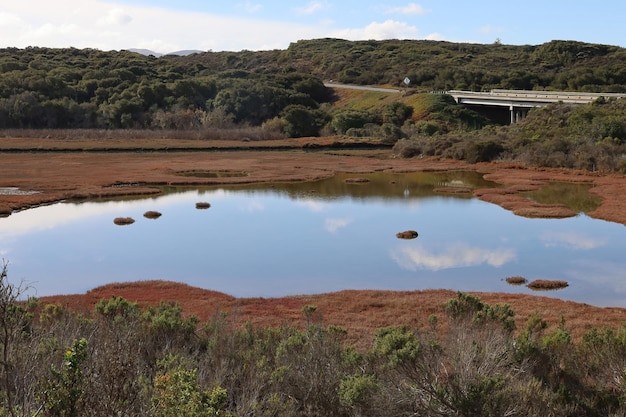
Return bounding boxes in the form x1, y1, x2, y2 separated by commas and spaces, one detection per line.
433, 186, 472, 194
527, 279, 569, 290
396, 230, 418, 239
196, 202, 211, 209
113, 217, 135, 226
143, 210, 162, 219
345, 178, 370, 184
505, 276, 528, 285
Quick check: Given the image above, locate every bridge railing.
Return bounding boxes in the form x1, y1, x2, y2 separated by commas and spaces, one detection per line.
449, 89, 626, 103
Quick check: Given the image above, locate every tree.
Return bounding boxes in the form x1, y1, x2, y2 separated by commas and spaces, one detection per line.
331, 110, 375, 134
281, 104, 329, 137
0, 260, 34, 417
382, 101, 413, 126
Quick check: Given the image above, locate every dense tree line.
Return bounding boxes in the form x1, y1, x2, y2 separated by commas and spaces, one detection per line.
2, 262, 626, 416
2, 39, 626, 134
284, 38, 626, 92
0, 47, 333, 132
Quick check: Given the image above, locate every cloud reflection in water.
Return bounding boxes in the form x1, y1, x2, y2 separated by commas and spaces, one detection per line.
324, 217, 353, 233
391, 243, 516, 271
540, 231, 607, 250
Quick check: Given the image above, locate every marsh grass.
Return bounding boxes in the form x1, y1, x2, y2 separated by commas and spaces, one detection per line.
396, 230, 418, 239
143, 211, 162, 219
527, 279, 569, 290
113, 217, 135, 225
177, 170, 247, 178
505, 276, 528, 286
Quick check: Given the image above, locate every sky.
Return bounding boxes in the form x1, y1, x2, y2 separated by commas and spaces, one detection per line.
1, 1, 624, 53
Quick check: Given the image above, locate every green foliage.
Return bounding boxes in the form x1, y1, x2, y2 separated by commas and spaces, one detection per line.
0, 48, 332, 129
382, 101, 413, 126
465, 139, 505, 163
373, 325, 421, 366
41, 338, 89, 417
445, 292, 515, 332
2, 263, 626, 416
152, 355, 229, 417
281, 104, 329, 137
331, 109, 377, 134
95, 295, 140, 321
338, 374, 379, 407
0, 260, 35, 417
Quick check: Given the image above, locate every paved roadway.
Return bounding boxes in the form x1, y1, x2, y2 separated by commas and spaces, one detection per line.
324, 82, 402, 93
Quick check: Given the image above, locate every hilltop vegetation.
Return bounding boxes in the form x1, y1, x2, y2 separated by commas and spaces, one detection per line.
2, 38, 626, 171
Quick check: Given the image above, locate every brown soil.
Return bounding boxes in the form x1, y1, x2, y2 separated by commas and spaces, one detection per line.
3, 136, 626, 348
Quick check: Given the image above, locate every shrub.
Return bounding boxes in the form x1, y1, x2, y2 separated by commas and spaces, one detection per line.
527, 279, 569, 290
465, 139, 505, 163
152, 355, 229, 417
505, 276, 528, 285
144, 210, 162, 219
113, 217, 135, 225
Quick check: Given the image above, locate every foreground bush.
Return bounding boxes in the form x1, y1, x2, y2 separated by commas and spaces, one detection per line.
1, 262, 626, 416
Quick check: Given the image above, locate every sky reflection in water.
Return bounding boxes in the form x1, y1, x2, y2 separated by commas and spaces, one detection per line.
1, 172, 625, 307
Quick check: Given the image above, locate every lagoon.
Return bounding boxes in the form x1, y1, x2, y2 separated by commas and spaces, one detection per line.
1, 172, 625, 307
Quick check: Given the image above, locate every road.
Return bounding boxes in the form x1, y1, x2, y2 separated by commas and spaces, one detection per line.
324, 82, 402, 93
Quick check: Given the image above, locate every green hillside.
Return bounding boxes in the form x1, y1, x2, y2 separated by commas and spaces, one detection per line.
1, 39, 626, 171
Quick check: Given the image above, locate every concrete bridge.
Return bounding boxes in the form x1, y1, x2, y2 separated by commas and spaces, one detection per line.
448, 89, 626, 123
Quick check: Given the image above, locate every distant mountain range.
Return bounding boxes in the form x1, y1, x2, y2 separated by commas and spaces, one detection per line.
128, 48, 204, 57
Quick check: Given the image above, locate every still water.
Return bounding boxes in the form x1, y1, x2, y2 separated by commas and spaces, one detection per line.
1, 172, 625, 307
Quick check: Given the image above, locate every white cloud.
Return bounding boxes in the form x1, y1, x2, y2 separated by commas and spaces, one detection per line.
241, 2, 263, 13
325, 217, 353, 233
479, 25, 504, 35
0, 0, 327, 52
385, 3, 429, 15
540, 231, 607, 250
97, 8, 132, 26
332, 20, 418, 41
424, 32, 445, 41
0, 1, 443, 52
0, 11, 24, 29
295, 1, 326, 15
391, 243, 516, 271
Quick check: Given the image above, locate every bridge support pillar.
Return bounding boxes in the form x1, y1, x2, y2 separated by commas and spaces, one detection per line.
510, 107, 528, 124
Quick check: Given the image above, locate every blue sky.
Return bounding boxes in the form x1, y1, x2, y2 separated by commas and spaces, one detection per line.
1, 1, 624, 53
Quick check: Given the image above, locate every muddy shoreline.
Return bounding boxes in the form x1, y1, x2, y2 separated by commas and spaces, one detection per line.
1, 137, 625, 226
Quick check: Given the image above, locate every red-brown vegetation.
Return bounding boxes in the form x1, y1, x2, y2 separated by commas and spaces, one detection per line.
527, 279, 569, 290
505, 276, 528, 285
396, 230, 418, 239
39, 280, 626, 349
113, 217, 135, 225
143, 210, 162, 219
